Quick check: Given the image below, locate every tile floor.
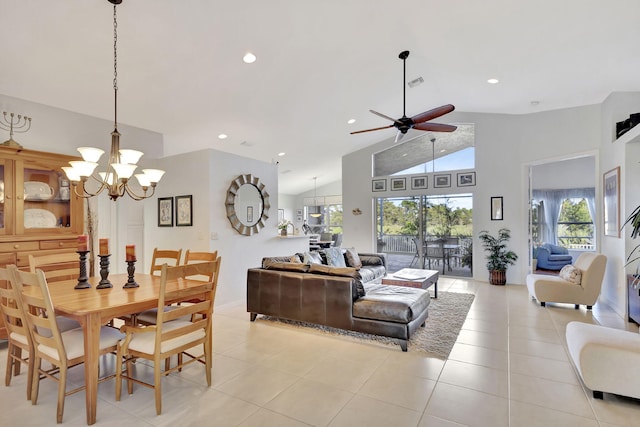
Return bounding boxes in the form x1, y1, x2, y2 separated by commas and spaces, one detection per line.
1, 277, 639, 426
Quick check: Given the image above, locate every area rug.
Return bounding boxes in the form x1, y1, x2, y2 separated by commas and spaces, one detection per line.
259, 291, 475, 359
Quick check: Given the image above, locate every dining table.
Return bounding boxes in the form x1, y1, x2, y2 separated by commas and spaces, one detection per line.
21, 272, 212, 425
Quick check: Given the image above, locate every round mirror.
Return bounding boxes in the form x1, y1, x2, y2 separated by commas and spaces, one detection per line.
225, 174, 270, 235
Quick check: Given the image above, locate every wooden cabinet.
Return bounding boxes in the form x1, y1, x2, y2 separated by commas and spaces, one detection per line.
0, 145, 84, 338
628, 275, 640, 325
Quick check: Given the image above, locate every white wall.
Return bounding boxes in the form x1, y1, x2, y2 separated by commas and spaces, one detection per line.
143, 149, 309, 306
531, 156, 595, 190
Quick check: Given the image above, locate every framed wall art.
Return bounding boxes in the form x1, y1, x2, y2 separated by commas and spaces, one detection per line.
411, 176, 428, 190
603, 166, 620, 237
491, 196, 503, 221
175, 195, 193, 227
457, 172, 476, 187
434, 174, 451, 188
391, 177, 406, 191
158, 197, 173, 227
372, 179, 386, 192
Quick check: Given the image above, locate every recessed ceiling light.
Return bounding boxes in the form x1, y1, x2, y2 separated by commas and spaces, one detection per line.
218, 133, 228, 139
278, 152, 286, 157
487, 78, 499, 84
243, 52, 257, 64
347, 118, 356, 124
439, 149, 446, 153
530, 100, 540, 106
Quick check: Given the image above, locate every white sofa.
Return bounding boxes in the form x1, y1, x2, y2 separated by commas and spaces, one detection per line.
566, 321, 640, 399
526, 252, 606, 309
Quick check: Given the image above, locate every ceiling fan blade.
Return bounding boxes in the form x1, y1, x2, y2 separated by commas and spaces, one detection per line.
350, 124, 394, 135
370, 110, 399, 123
394, 131, 405, 143
413, 122, 457, 132
411, 104, 455, 124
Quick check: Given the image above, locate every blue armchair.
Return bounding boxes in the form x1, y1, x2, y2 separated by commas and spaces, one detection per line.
536, 243, 573, 270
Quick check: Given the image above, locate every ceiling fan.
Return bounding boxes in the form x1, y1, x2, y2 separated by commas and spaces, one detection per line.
351, 50, 457, 142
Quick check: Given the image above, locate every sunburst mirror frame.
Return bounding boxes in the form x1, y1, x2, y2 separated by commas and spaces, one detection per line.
225, 174, 270, 236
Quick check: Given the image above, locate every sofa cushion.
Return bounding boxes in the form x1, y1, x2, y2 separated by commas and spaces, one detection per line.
303, 251, 324, 265
264, 262, 310, 273
262, 256, 301, 268
344, 248, 363, 270
353, 283, 430, 323
324, 247, 347, 267
359, 265, 386, 283
559, 264, 582, 285
308, 264, 365, 298
360, 254, 383, 266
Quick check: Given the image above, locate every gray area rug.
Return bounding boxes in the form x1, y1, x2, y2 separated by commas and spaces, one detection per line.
259, 291, 475, 358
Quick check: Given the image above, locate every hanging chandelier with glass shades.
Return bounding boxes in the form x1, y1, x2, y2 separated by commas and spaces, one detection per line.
63, 0, 164, 201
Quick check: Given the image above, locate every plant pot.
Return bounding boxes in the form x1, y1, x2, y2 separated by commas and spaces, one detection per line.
280, 229, 287, 236
489, 270, 506, 285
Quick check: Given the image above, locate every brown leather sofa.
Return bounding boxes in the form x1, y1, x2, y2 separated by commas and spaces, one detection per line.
247, 252, 430, 351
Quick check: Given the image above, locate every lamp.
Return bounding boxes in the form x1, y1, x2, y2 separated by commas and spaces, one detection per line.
63, 0, 164, 201
310, 177, 322, 218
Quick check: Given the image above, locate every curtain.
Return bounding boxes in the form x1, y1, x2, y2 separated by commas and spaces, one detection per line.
532, 188, 595, 245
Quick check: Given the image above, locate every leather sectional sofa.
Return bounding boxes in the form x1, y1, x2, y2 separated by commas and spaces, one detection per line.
246, 251, 430, 351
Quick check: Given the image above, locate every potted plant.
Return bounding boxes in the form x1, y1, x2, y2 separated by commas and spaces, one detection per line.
478, 228, 518, 285
278, 220, 292, 236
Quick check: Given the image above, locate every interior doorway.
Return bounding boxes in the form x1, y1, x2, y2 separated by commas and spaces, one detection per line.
374, 194, 473, 276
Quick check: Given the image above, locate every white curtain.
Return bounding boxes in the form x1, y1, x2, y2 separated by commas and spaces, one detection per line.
532, 188, 595, 245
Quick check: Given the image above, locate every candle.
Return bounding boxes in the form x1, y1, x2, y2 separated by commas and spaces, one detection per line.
125, 244, 136, 262
99, 238, 109, 255
77, 235, 88, 252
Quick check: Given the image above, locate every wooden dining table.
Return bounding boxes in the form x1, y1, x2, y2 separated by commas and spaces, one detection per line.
21, 272, 212, 425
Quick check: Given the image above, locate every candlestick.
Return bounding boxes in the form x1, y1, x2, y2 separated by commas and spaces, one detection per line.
99, 238, 109, 256
123, 260, 139, 288
96, 254, 112, 289
77, 234, 88, 252
74, 250, 91, 289
125, 244, 136, 262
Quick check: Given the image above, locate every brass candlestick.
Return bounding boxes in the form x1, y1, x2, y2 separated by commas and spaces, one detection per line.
96, 254, 112, 289
0, 111, 32, 148
123, 260, 139, 288
75, 250, 91, 289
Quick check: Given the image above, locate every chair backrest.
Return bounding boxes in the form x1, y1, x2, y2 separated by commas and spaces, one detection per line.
425, 240, 446, 259
574, 252, 607, 299
153, 260, 221, 349
320, 232, 332, 242
9, 265, 67, 363
333, 234, 343, 248
183, 250, 218, 281
150, 248, 183, 276
0, 266, 31, 347
412, 237, 424, 256
28, 252, 79, 283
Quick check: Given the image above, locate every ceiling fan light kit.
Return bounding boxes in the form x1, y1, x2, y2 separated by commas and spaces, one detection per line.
351, 50, 457, 141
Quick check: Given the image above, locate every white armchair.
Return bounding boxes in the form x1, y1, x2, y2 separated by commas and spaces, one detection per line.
526, 252, 606, 309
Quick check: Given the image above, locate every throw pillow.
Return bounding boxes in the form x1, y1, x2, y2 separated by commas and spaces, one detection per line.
290, 254, 302, 263
303, 251, 324, 265
344, 248, 362, 270
262, 256, 298, 268
559, 265, 582, 285
324, 247, 347, 267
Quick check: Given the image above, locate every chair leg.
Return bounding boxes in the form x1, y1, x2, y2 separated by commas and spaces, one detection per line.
154, 361, 163, 415
586, 305, 592, 310
593, 390, 603, 399
5, 342, 13, 387
575, 304, 579, 309
57, 364, 67, 423
115, 348, 123, 401
31, 356, 41, 405
540, 302, 546, 307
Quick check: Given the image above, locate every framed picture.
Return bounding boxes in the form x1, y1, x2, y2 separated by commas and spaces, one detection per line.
434, 174, 451, 188
604, 166, 620, 237
278, 209, 284, 223
411, 176, 428, 190
457, 172, 476, 187
157, 197, 173, 227
296, 215, 303, 222
391, 178, 406, 191
491, 196, 504, 221
372, 179, 386, 192
296, 208, 303, 216
175, 195, 193, 227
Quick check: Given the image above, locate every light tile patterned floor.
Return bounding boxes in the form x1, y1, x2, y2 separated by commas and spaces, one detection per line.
1, 277, 639, 426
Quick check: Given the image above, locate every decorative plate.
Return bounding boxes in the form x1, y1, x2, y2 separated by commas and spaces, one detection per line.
24, 181, 54, 201
24, 208, 57, 228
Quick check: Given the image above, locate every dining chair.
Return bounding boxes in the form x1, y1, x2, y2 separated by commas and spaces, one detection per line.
115, 259, 221, 415
9, 265, 124, 424
28, 253, 82, 332
149, 248, 183, 276
409, 237, 424, 268
0, 266, 34, 400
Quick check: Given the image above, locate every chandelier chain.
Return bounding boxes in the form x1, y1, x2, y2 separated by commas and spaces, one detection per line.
113, 3, 118, 128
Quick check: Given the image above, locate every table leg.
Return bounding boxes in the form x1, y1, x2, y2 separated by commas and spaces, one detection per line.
84, 313, 101, 425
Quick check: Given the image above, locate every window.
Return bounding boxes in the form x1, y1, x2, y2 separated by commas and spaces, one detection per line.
304, 195, 342, 234
557, 198, 594, 249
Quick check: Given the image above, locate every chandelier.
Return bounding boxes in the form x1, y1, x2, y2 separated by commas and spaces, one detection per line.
310, 177, 322, 218
63, 0, 164, 201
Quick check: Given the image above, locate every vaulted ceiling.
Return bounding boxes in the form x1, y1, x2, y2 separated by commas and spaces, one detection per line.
2, 1, 639, 194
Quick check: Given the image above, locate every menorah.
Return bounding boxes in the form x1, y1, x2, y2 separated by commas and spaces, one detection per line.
0, 111, 32, 148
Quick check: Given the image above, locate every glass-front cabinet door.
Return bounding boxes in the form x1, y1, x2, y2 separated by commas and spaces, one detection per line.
0, 158, 14, 236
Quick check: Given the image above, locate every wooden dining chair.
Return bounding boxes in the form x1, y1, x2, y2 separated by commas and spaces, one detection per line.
9, 265, 124, 424
0, 266, 34, 400
149, 248, 183, 276
115, 259, 221, 415
28, 253, 82, 331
